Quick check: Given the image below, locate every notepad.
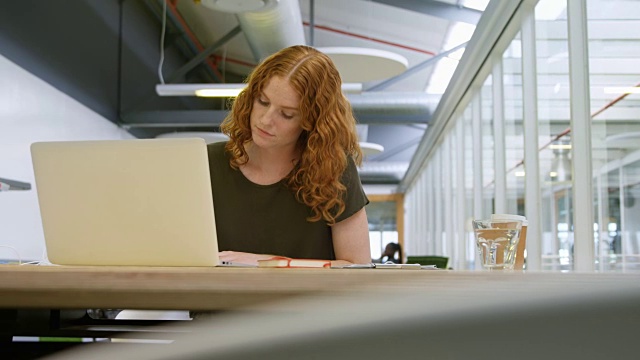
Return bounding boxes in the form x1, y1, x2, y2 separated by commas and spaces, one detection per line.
374, 263, 423, 269
257, 257, 331, 268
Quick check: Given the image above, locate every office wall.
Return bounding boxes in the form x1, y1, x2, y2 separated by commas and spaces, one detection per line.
0, 54, 133, 261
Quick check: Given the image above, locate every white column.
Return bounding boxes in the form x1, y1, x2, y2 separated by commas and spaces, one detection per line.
404, 188, 411, 256
596, 173, 605, 272
492, 61, 507, 214
444, 136, 454, 257
472, 94, 483, 220
472, 96, 483, 270
567, 0, 594, 272
409, 179, 418, 256
425, 167, 433, 255
456, 119, 467, 269
434, 150, 443, 255
415, 183, 421, 256
413, 182, 420, 257
521, 5, 543, 271
618, 167, 626, 271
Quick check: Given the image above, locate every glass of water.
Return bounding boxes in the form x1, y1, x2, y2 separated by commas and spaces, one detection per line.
472, 219, 522, 270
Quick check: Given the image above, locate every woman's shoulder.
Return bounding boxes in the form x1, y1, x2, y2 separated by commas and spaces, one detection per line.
207, 141, 231, 164
207, 141, 226, 151
340, 153, 361, 180
207, 141, 228, 155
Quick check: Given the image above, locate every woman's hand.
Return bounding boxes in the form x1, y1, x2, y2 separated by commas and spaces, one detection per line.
218, 251, 275, 266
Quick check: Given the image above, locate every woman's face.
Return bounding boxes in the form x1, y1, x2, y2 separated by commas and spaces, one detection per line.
250, 76, 304, 152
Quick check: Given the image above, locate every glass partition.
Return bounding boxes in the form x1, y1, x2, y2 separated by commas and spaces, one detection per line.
535, 0, 572, 270
463, 104, 475, 268
481, 75, 495, 216
587, 0, 640, 271
502, 33, 524, 216
402, 0, 640, 272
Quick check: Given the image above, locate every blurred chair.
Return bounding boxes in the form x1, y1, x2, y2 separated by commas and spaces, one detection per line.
406, 256, 449, 269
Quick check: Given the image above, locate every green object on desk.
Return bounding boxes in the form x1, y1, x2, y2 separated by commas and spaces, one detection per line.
39, 337, 84, 343
406, 256, 449, 269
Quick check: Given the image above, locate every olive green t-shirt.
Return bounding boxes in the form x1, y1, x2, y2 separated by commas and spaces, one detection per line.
207, 142, 369, 260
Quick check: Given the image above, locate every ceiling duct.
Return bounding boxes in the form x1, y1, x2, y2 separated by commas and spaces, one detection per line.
347, 92, 439, 124
124, 91, 436, 126
201, 0, 306, 61
358, 162, 409, 184
196, 1, 436, 124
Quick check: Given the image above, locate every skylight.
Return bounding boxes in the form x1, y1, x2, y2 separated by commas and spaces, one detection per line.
426, 21, 476, 94
463, 0, 490, 12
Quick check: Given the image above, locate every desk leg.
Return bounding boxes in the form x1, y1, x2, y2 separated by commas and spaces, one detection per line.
0, 309, 17, 342
0, 309, 89, 359
0, 309, 87, 340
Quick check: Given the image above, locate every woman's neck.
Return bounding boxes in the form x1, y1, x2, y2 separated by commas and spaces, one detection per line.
240, 143, 299, 185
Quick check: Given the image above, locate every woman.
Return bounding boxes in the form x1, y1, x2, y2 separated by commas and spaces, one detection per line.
209, 45, 371, 267
379, 242, 402, 264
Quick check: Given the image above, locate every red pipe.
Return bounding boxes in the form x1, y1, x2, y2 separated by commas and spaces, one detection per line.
303, 21, 436, 56
165, 0, 223, 80
212, 55, 256, 69
591, 81, 640, 119
214, 20, 441, 69
504, 80, 640, 176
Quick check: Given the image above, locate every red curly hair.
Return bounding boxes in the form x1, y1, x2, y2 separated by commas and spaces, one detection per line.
220, 45, 362, 224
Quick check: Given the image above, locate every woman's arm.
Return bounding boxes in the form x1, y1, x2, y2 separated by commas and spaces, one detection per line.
219, 208, 371, 267
331, 207, 372, 266
218, 251, 274, 266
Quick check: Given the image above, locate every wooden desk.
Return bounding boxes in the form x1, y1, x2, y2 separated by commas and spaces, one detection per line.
3, 266, 640, 359
1, 265, 453, 311
2, 264, 442, 353
2, 265, 640, 311
0, 266, 631, 360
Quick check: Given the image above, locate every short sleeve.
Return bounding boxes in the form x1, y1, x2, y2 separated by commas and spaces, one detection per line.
336, 155, 369, 223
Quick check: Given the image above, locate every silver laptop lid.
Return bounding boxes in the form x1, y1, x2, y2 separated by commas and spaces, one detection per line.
30, 138, 219, 266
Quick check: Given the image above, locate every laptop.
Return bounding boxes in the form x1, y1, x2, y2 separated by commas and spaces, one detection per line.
30, 138, 222, 267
